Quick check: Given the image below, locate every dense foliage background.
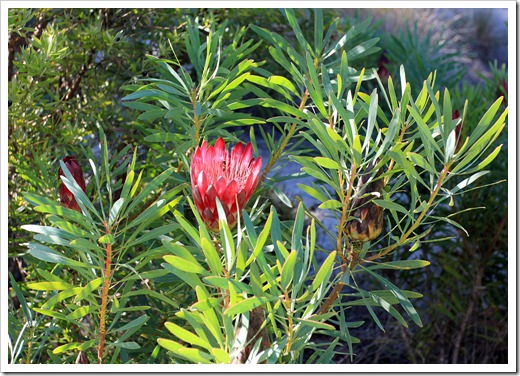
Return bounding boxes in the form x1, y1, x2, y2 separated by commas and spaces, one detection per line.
7, 8, 508, 364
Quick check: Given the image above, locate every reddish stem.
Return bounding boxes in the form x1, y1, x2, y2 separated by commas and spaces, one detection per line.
98, 222, 112, 364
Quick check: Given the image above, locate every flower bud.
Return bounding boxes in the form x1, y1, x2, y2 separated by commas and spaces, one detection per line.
59, 156, 86, 212
344, 160, 384, 242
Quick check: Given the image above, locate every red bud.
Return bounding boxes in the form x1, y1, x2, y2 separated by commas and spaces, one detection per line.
59, 156, 86, 212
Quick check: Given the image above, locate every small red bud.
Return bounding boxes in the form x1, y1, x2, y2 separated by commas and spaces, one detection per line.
453, 110, 463, 153
59, 156, 86, 212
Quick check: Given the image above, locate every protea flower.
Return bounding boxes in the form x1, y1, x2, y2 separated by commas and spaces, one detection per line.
190, 138, 262, 231
59, 156, 86, 212
344, 160, 384, 243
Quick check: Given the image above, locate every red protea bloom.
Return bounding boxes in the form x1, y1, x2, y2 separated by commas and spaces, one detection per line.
59, 156, 86, 212
190, 138, 262, 231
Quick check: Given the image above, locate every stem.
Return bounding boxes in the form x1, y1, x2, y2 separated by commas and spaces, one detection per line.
318, 166, 357, 315
452, 266, 483, 364
192, 89, 202, 151
337, 165, 357, 255
366, 163, 451, 262
25, 325, 34, 364
283, 290, 294, 354
317, 264, 348, 315
258, 90, 309, 186
98, 222, 113, 364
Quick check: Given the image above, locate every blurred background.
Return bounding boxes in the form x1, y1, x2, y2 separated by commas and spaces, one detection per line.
8, 8, 508, 364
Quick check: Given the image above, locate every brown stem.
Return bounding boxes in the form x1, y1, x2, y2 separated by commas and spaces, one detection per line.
61, 49, 95, 102
398, 324, 417, 363
230, 307, 270, 364
283, 290, 294, 354
317, 264, 348, 315
451, 266, 483, 364
98, 222, 113, 364
336, 165, 357, 256
366, 163, 451, 262
258, 90, 309, 186
317, 161, 358, 315
189, 89, 203, 157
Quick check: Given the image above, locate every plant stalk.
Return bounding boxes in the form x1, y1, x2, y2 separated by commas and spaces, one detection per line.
97, 222, 113, 364
258, 90, 309, 186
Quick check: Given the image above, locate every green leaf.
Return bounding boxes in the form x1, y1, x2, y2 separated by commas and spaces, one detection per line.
298, 184, 329, 203
408, 103, 442, 156
374, 108, 400, 161
296, 318, 335, 330
269, 75, 299, 96
468, 96, 504, 145
314, 8, 324, 54
144, 132, 180, 143
216, 199, 235, 273
372, 199, 409, 215
9, 274, 32, 322
281, 250, 298, 291
366, 260, 430, 271
66, 305, 98, 320
41, 289, 82, 310
53, 342, 81, 354
203, 276, 252, 294
74, 278, 103, 303
318, 199, 343, 210
246, 209, 273, 266
27, 281, 75, 291
361, 266, 423, 327
291, 202, 305, 254
200, 237, 223, 275
98, 234, 115, 245
110, 341, 141, 350
310, 251, 336, 292
451, 171, 489, 194
157, 339, 213, 364
285, 9, 311, 54
109, 198, 125, 226
28, 243, 89, 269
163, 255, 207, 275
442, 88, 453, 148
124, 289, 179, 308
468, 144, 503, 172
407, 152, 436, 174
369, 291, 408, 327
124, 167, 174, 217
314, 157, 340, 170
191, 297, 222, 312
224, 296, 277, 316
174, 211, 201, 244
270, 184, 293, 208
210, 348, 230, 364
363, 89, 378, 152
164, 322, 212, 351
113, 314, 149, 333
352, 135, 362, 166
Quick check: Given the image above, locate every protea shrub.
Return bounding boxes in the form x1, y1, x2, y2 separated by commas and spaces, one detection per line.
58, 155, 86, 212
190, 138, 262, 231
